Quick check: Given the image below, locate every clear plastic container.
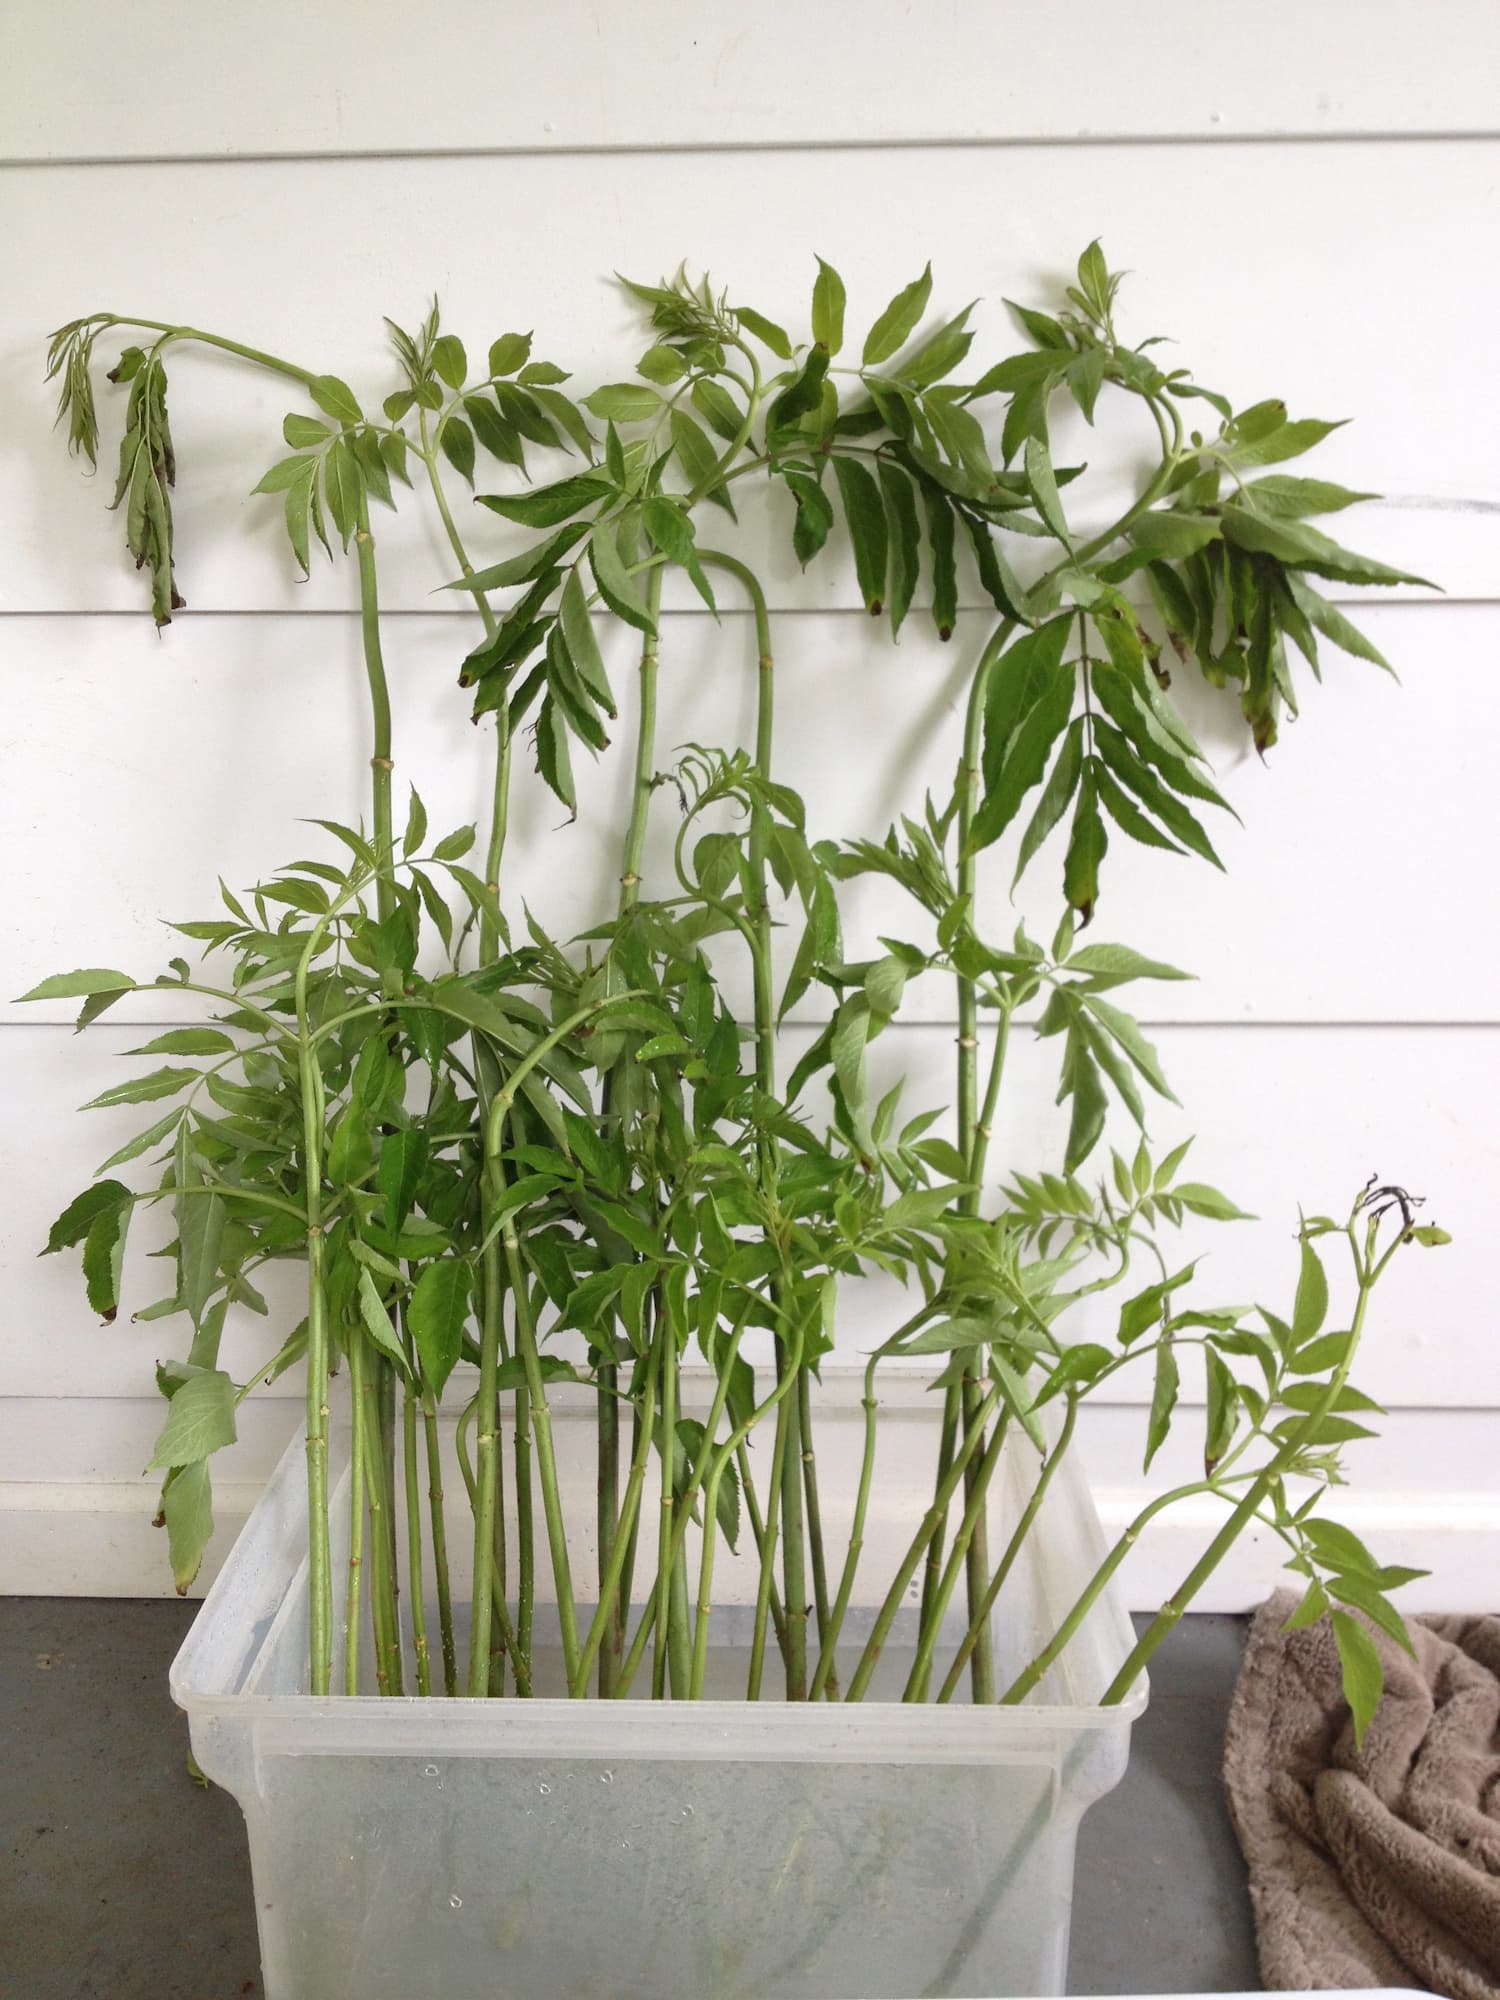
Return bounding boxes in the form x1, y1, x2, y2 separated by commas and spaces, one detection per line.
172, 1402, 1145, 2000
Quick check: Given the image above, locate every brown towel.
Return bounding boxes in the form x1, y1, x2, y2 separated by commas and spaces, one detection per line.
1224, 1591, 1500, 1998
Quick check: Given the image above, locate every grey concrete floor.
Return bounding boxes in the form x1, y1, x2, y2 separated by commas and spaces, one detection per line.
0, 1602, 1257, 1999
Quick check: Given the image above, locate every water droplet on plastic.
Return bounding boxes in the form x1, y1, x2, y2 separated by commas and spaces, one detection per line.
423, 1764, 439, 1778
538, 1782, 552, 1796
681, 1804, 695, 1819
449, 1894, 463, 1910
621, 1839, 632, 1849
599, 1770, 613, 1785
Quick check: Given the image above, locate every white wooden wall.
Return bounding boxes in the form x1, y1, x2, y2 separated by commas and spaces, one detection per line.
2, 0, 1497, 1607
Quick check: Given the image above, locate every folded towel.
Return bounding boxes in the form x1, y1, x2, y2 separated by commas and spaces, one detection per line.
1224, 1591, 1500, 1998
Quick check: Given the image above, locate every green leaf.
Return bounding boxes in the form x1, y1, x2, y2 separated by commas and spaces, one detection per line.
357, 1268, 411, 1377
811, 257, 847, 354
863, 265, 933, 366
534, 697, 576, 812
877, 461, 921, 637
583, 383, 660, 423
969, 621, 1075, 854
733, 306, 793, 360
923, 487, 957, 638
431, 333, 467, 390
1228, 415, 1345, 470
670, 407, 730, 508
784, 469, 834, 566
990, 1351, 1047, 1453
1287, 1330, 1355, 1375
1172, 1181, 1255, 1221
408, 1257, 470, 1397
1062, 778, 1108, 924
132, 1032, 236, 1064
83, 1066, 199, 1110
1282, 1578, 1331, 1631
308, 374, 362, 425
488, 332, 533, 378
1328, 1576, 1415, 1656
82, 1198, 130, 1320
1032, 1342, 1112, 1407
162, 1459, 213, 1594
95, 1107, 184, 1174
1244, 475, 1377, 518
1024, 436, 1070, 544
283, 412, 331, 449
1063, 1034, 1108, 1171
41, 1180, 128, 1260
149, 1369, 237, 1467
1092, 722, 1224, 868
1285, 577, 1394, 674
175, 1185, 224, 1333
1076, 240, 1112, 319
1067, 943, 1192, 983
589, 517, 656, 634
477, 474, 611, 529
692, 377, 746, 442
1330, 1608, 1385, 1746
1013, 716, 1084, 886
642, 496, 715, 610
377, 1128, 429, 1236
1204, 1348, 1238, 1469
19, 968, 134, 1003
1291, 1237, 1329, 1348
638, 343, 687, 385
766, 347, 830, 437
525, 383, 594, 457
1128, 511, 1222, 560
831, 457, 888, 614
402, 786, 429, 858
558, 569, 614, 712
439, 416, 476, 486
1144, 1338, 1179, 1470
1083, 995, 1177, 1102
982, 615, 1073, 784
899, 307, 975, 387
432, 823, 477, 861
327, 1104, 374, 1186
1220, 506, 1433, 589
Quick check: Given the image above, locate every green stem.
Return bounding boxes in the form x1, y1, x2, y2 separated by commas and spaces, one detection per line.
748, 1384, 792, 1701
699, 551, 808, 1699
294, 984, 332, 1697
466, 1187, 508, 1695
596, 566, 666, 1694
421, 1395, 458, 1697
344, 1339, 367, 1698
356, 1336, 399, 1693
998, 1476, 1212, 1706
1098, 1223, 1384, 1704
377, 1358, 402, 1692
844, 1383, 1003, 1704
952, 623, 1020, 1703
903, 1417, 1010, 1700
102, 317, 319, 389
502, 1203, 580, 1688
798, 1372, 834, 1694
938, 1392, 1081, 1703
571, 1339, 662, 1697
454, 1394, 530, 1696
654, 1305, 678, 1700
403, 1381, 432, 1697
810, 1355, 880, 1701
736, 1442, 788, 1654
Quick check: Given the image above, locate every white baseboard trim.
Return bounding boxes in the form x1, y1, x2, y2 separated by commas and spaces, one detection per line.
5, 1475, 1496, 1610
